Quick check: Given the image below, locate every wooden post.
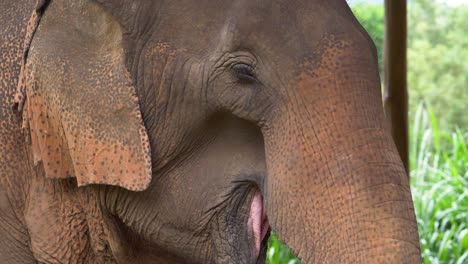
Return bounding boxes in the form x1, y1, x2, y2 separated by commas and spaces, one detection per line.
384, 0, 409, 174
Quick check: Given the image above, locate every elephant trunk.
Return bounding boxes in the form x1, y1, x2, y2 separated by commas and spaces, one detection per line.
261, 60, 421, 262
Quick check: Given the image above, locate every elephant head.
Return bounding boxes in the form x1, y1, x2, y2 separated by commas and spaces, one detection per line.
17, 0, 421, 263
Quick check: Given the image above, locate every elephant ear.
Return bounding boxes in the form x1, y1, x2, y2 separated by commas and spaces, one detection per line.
14, 0, 152, 191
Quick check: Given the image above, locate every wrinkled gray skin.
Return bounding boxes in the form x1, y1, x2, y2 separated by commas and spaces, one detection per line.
0, 0, 422, 263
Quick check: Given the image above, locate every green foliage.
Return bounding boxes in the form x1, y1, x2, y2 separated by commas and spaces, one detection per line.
267, 233, 300, 264
407, 0, 468, 131
351, 0, 468, 130
410, 104, 468, 264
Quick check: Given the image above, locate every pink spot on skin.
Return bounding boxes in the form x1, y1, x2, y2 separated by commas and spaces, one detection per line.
248, 192, 269, 261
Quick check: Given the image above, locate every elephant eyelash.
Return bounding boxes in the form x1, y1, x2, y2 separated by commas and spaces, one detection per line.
232, 63, 258, 83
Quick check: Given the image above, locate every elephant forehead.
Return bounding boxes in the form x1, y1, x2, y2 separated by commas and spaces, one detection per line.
127, 0, 346, 60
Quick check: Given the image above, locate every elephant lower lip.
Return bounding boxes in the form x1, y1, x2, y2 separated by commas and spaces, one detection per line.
249, 192, 269, 260
261, 216, 269, 243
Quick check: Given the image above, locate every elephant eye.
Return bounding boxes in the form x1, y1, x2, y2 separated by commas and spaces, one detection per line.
232, 63, 257, 83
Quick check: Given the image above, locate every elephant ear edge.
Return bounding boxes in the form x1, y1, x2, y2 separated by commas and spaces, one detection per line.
14, 1, 153, 191
14, 0, 48, 112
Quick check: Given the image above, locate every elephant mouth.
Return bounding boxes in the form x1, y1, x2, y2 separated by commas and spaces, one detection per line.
249, 191, 270, 262
256, 227, 271, 264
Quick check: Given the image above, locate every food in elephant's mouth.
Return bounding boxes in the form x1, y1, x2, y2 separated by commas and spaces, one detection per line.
249, 192, 270, 259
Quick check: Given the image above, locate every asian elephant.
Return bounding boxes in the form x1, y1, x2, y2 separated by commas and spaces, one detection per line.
0, 0, 421, 263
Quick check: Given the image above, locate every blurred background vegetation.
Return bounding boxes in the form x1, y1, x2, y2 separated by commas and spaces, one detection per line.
267, 0, 468, 263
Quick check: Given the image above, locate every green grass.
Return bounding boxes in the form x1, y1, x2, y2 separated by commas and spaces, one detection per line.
266, 104, 468, 263
410, 104, 468, 264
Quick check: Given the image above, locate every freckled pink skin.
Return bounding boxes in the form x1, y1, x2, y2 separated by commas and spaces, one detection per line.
249, 192, 269, 260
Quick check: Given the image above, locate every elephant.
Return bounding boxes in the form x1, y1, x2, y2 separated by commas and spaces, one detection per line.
0, 0, 422, 263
